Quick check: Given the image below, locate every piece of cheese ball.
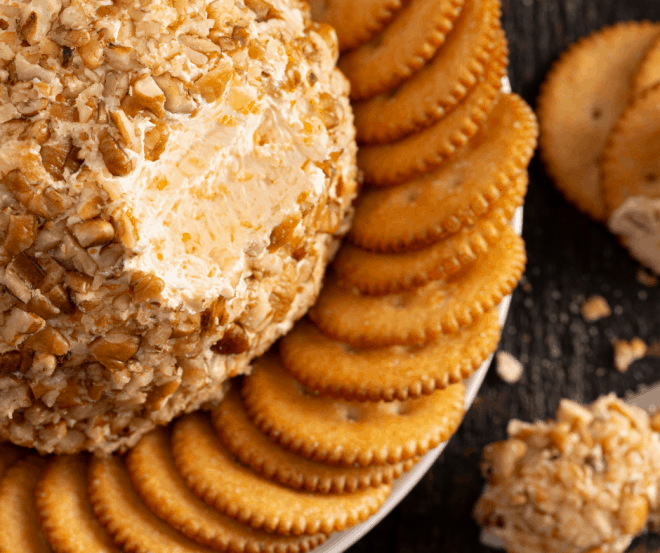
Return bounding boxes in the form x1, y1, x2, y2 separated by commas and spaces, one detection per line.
0, 0, 357, 455
474, 395, 660, 553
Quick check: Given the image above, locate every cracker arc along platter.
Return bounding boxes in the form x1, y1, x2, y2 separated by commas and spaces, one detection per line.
315, 77, 518, 553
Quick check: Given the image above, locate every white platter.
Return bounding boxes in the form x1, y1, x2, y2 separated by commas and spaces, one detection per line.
316, 77, 520, 553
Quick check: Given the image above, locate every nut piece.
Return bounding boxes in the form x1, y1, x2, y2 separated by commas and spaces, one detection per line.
612, 337, 647, 372
581, 295, 611, 321
89, 332, 140, 372
122, 75, 166, 118
495, 351, 524, 384
72, 219, 115, 248
154, 74, 195, 114
98, 130, 132, 177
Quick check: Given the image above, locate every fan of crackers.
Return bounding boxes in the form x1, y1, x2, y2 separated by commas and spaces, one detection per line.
538, 21, 660, 273
0, 0, 538, 551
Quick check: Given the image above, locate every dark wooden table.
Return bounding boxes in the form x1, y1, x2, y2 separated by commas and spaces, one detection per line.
349, 1, 660, 551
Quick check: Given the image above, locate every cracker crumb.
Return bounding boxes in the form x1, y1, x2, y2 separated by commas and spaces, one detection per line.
580, 295, 611, 321
496, 351, 524, 384
637, 267, 658, 287
612, 337, 647, 372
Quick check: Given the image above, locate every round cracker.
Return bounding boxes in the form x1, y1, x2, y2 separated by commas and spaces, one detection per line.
537, 21, 660, 223
333, 172, 526, 295
213, 387, 416, 493
88, 455, 220, 553
601, 84, 660, 215
354, 0, 504, 144
242, 355, 465, 466
0, 455, 51, 553
358, 92, 537, 188
308, 0, 404, 52
280, 312, 500, 402
634, 35, 660, 95
35, 455, 121, 553
338, 0, 465, 101
125, 428, 326, 553
349, 96, 536, 253
170, 413, 391, 536
311, 226, 525, 347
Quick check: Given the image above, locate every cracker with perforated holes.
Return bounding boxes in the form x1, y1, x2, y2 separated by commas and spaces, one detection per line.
537, 21, 660, 222
334, 172, 526, 295
242, 354, 466, 466
312, 227, 525, 348
280, 312, 500, 402
213, 387, 417, 493
170, 412, 391, 536
339, 0, 465, 101
358, 92, 537, 189
353, 0, 504, 144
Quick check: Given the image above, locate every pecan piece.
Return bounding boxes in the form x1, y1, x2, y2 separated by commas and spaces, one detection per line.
99, 130, 132, 177
72, 219, 115, 248
89, 332, 140, 372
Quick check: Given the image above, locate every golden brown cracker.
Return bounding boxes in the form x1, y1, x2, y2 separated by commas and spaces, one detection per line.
350, 97, 536, 253
171, 413, 391, 536
333, 173, 526, 295
308, 0, 404, 52
0, 455, 51, 553
35, 455, 120, 553
88, 455, 219, 553
243, 354, 466, 466
339, 0, 465, 101
280, 312, 500, 402
601, 84, 660, 215
634, 35, 660, 95
537, 21, 660, 222
359, 92, 537, 188
311, 226, 525, 347
354, 0, 505, 144
126, 428, 326, 553
213, 387, 416, 493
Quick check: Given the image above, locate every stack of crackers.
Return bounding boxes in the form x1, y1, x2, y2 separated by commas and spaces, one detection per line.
538, 21, 660, 272
0, 0, 539, 551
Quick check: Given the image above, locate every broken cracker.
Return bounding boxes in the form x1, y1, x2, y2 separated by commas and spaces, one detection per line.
126, 427, 326, 552
354, 0, 504, 144
339, 0, 465, 101
243, 354, 466, 466
280, 312, 500, 401
537, 21, 660, 222
171, 413, 391, 536
312, 227, 526, 347
214, 387, 416, 492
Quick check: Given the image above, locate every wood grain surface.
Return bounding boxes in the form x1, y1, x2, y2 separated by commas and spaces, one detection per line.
349, 1, 660, 551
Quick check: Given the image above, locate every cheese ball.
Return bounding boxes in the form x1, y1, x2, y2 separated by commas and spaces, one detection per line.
474, 395, 660, 553
0, 0, 357, 455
